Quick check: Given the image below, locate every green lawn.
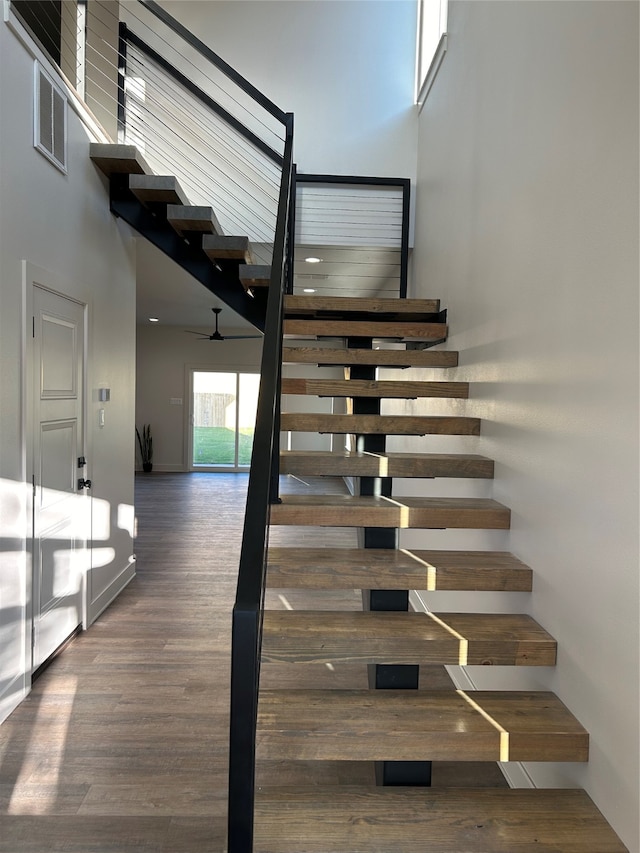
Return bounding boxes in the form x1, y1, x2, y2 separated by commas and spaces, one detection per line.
193, 426, 254, 466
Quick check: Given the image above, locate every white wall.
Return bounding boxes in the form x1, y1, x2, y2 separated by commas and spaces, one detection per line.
159, 0, 418, 180
136, 324, 263, 470
0, 14, 137, 720
399, 1, 638, 848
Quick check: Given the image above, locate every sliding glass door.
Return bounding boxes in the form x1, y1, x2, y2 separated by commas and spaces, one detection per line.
190, 370, 259, 470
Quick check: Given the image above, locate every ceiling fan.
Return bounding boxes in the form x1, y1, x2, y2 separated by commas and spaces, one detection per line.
185, 308, 262, 341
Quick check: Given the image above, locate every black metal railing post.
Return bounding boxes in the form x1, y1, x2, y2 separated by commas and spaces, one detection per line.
286, 163, 297, 295
227, 114, 293, 853
117, 22, 127, 143
399, 178, 410, 299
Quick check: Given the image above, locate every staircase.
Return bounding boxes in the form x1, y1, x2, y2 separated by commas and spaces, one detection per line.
89, 138, 628, 851
249, 295, 627, 852
89, 143, 275, 330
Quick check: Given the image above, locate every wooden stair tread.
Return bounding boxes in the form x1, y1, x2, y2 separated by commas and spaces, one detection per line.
266, 547, 532, 591
256, 689, 589, 762
281, 413, 480, 436
89, 143, 151, 176
282, 346, 459, 368
280, 450, 493, 478
281, 378, 469, 399
284, 319, 447, 339
254, 787, 627, 853
285, 295, 441, 317
270, 495, 510, 529
202, 234, 254, 262
262, 611, 555, 666
240, 264, 271, 288
166, 204, 223, 235
128, 174, 189, 205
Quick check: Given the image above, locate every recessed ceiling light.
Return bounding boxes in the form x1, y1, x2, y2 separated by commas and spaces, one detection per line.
304, 256, 322, 264
148, 317, 159, 322
303, 288, 316, 293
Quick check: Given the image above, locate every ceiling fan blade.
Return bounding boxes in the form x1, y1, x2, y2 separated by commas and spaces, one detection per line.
185, 330, 209, 337
221, 334, 263, 340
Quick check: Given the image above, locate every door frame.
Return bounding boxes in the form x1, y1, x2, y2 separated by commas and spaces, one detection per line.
184, 363, 260, 473
24, 262, 89, 679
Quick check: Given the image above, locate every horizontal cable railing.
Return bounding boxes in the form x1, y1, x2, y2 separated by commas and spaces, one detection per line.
116, 2, 285, 265
11, 0, 286, 268
294, 174, 411, 299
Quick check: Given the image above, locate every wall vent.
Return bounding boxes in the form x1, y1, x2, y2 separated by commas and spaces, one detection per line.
34, 62, 67, 173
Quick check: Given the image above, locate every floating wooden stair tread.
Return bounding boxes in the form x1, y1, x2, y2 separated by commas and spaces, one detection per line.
253, 787, 628, 853
270, 495, 510, 529
202, 234, 254, 262
240, 264, 271, 288
262, 611, 556, 666
89, 143, 151, 176
128, 174, 189, 205
282, 346, 459, 368
281, 378, 469, 399
166, 204, 223, 236
284, 319, 447, 340
257, 689, 588, 762
284, 295, 441, 317
281, 413, 480, 436
267, 548, 533, 591
280, 450, 494, 479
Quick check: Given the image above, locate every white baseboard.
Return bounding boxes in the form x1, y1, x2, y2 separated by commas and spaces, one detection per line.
0, 673, 29, 726
137, 464, 184, 473
87, 559, 136, 625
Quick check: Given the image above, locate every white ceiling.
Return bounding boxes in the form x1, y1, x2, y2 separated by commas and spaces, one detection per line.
135, 238, 254, 333
135, 238, 403, 333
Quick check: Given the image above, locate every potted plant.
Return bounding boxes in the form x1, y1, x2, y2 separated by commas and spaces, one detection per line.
136, 424, 153, 472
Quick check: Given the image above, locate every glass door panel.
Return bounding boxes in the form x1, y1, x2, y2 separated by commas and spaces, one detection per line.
190, 370, 260, 469
238, 373, 260, 465
192, 371, 237, 467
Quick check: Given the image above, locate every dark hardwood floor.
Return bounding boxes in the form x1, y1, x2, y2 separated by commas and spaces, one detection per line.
0, 472, 504, 852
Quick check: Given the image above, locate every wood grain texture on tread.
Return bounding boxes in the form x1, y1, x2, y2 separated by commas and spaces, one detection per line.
284, 295, 441, 316
280, 413, 480, 436
202, 234, 254, 262
281, 379, 469, 398
279, 451, 493, 479
256, 689, 589, 763
253, 787, 628, 853
281, 347, 459, 367
266, 547, 532, 591
261, 610, 556, 666
166, 204, 223, 235
283, 319, 447, 339
270, 495, 510, 529
89, 143, 151, 176
239, 264, 271, 287
128, 174, 189, 205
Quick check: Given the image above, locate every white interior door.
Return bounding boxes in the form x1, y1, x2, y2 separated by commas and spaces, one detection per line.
32, 286, 86, 670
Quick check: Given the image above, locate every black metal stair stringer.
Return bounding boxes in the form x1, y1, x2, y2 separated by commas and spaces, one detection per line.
109, 177, 268, 332
348, 336, 433, 789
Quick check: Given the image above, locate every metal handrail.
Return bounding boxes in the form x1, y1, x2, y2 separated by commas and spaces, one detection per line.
227, 115, 294, 853
138, 0, 288, 126
123, 27, 284, 167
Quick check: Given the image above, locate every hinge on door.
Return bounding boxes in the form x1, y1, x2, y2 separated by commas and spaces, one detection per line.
32, 473, 36, 498
32, 316, 35, 338
31, 621, 35, 649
